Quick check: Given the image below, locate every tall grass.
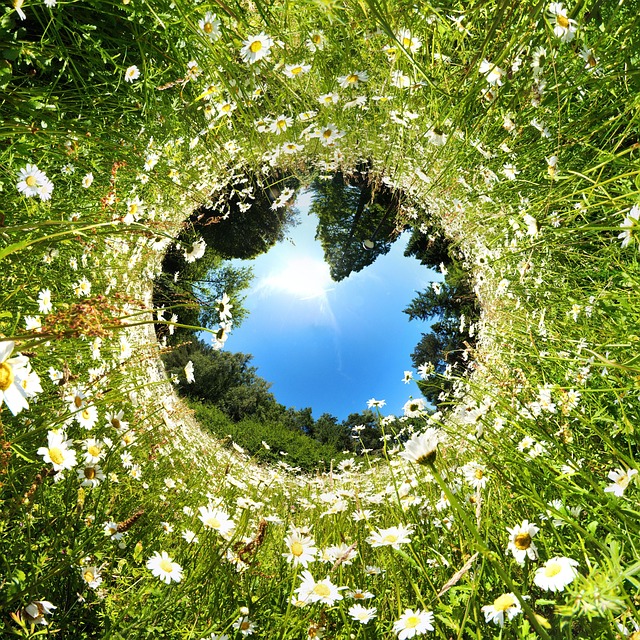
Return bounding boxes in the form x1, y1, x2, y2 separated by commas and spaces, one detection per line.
1, 0, 639, 637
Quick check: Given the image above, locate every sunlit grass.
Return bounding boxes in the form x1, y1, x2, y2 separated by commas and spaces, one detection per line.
1, 0, 639, 637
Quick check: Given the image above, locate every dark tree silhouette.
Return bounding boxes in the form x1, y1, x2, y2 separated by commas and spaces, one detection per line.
311, 171, 400, 282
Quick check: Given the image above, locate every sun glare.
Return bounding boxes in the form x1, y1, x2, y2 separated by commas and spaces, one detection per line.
263, 257, 333, 300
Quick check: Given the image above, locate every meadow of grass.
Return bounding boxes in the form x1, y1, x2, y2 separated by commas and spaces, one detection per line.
1, 0, 639, 637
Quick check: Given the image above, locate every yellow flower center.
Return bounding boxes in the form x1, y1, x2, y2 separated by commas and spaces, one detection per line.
240, 621, 250, 631
74, 396, 83, 408
312, 34, 322, 44
25, 175, 37, 187
556, 14, 569, 28
493, 594, 516, 612
544, 562, 562, 577
249, 40, 263, 53
203, 21, 213, 33
111, 418, 121, 429
221, 103, 231, 112
88, 445, 100, 457
402, 37, 412, 48
514, 533, 531, 550
0, 362, 14, 391
82, 409, 91, 420
347, 74, 358, 84
84, 467, 96, 480
405, 615, 420, 629
207, 517, 221, 529
475, 469, 484, 479
323, 129, 333, 138
159, 559, 174, 573
354, 592, 365, 599
49, 447, 65, 466
291, 541, 304, 556
383, 534, 398, 544
83, 569, 95, 582
128, 203, 138, 216
313, 583, 331, 597
291, 66, 303, 75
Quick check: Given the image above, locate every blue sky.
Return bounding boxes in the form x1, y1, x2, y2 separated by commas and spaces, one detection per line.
222, 191, 440, 421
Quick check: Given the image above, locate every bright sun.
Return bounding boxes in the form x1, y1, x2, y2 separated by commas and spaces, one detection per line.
263, 257, 333, 300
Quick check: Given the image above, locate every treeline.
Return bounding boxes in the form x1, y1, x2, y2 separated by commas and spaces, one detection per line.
403, 224, 479, 406
162, 339, 384, 470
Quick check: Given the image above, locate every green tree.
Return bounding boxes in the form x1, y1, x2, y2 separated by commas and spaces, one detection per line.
194, 179, 298, 260
162, 339, 279, 421
311, 171, 400, 282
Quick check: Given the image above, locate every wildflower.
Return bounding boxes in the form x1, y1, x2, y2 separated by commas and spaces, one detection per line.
82, 172, 94, 188
547, 3, 577, 42
81, 566, 103, 589
502, 164, 519, 180
240, 33, 274, 64
38, 430, 77, 472
579, 46, 598, 70
124, 196, 144, 223
146, 551, 183, 584
295, 570, 344, 606
106, 409, 128, 431
391, 70, 411, 88
401, 428, 444, 465
349, 604, 377, 623
199, 11, 221, 39
397, 28, 422, 53
479, 59, 505, 86
366, 524, 413, 549
24, 316, 41, 331
281, 141, 303, 154
618, 205, 640, 248
534, 557, 579, 592
313, 124, 344, 146
284, 62, 311, 78
393, 608, 434, 639
124, 65, 140, 82
338, 71, 368, 88
402, 371, 413, 383
83, 438, 105, 463
24, 601, 57, 626
233, 616, 256, 636
604, 468, 637, 497
78, 463, 105, 488
481, 593, 522, 626
417, 362, 435, 379
76, 404, 99, 430
344, 587, 373, 600
427, 128, 447, 146
367, 398, 386, 408
318, 92, 339, 106
103, 521, 123, 540
73, 277, 91, 297
182, 529, 199, 544
306, 31, 325, 52
506, 519, 539, 564
184, 361, 195, 384
184, 238, 206, 263
0, 341, 31, 415
283, 529, 318, 567
269, 114, 293, 134
198, 506, 235, 537
16, 164, 54, 201
462, 462, 489, 489
403, 398, 427, 418
37, 289, 52, 314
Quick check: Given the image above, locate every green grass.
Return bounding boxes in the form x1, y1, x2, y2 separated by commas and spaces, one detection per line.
1, 0, 639, 637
